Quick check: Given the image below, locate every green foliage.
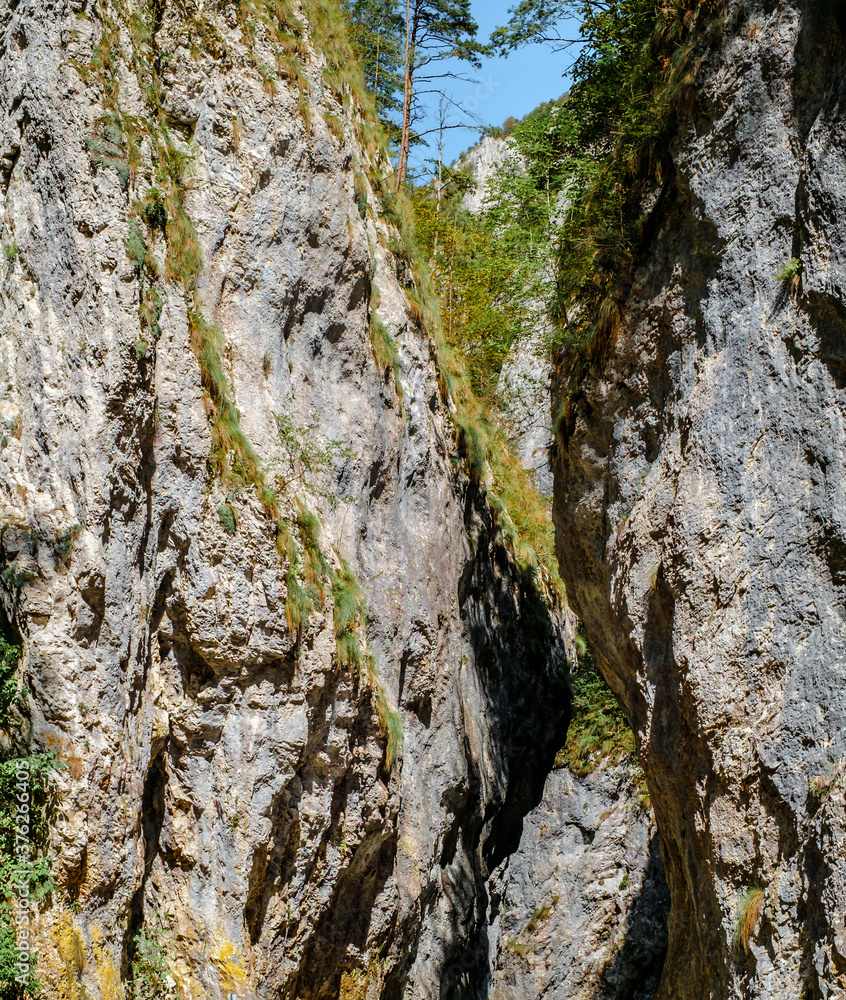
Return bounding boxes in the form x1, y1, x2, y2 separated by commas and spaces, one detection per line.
85, 113, 132, 190
369, 662, 403, 768
342, 0, 405, 128
524, 896, 558, 934
413, 184, 528, 401
277, 510, 403, 766
410, 172, 561, 587
557, 625, 635, 773
140, 188, 167, 234
3, 243, 18, 262
52, 525, 81, 568
271, 412, 352, 501
495, 0, 725, 365
0, 634, 60, 999
405, 0, 488, 72
369, 287, 403, 399
0, 565, 34, 591
332, 560, 365, 669
126, 220, 147, 272
130, 917, 171, 1000
331, 560, 403, 766
217, 504, 237, 536
777, 257, 802, 283
188, 311, 269, 502
296, 506, 330, 586
396, 0, 490, 181
0, 637, 19, 720
276, 522, 317, 632
505, 895, 558, 954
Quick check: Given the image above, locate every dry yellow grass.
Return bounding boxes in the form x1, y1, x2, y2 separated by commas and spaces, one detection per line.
734, 887, 765, 953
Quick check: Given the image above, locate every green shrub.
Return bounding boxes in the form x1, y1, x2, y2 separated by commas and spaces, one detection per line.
0, 635, 60, 999
557, 626, 635, 773
130, 917, 171, 1000
141, 188, 168, 233
0, 563, 35, 591
217, 504, 237, 536
3, 243, 18, 262
126, 220, 147, 272
776, 257, 802, 283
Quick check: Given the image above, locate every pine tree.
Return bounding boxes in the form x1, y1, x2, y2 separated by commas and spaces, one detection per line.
343, 0, 405, 129
397, 0, 488, 185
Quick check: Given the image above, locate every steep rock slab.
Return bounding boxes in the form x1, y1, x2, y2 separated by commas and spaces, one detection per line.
490, 765, 669, 1000
0, 2, 568, 998
552, 2, 846, 997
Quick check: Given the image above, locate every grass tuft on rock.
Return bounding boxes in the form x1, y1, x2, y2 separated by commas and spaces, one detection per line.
733, 886, 765, 954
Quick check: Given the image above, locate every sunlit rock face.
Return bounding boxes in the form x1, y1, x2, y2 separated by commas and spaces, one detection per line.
553, 2, 846, 997
0, 3, 571, 997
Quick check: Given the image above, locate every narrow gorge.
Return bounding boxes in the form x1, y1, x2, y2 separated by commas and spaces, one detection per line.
0, 2, 843, 1000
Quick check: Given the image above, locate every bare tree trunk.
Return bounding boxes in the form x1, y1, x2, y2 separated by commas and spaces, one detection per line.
397, 0, 413, 186
374, 24, 381, 112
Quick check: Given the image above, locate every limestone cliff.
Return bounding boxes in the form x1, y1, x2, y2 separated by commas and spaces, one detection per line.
553, 2, 846, 996
0, 3, 572, 998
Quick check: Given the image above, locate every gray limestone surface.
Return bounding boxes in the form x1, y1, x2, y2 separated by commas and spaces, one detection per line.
553, 2, 846, 996
0, 3, 570, 998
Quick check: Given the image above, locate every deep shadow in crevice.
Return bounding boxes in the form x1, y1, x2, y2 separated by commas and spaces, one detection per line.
598, 833, 671, 1000
802, 291, 846, 390
123, 745, 167, 977
792, 1, 846, 145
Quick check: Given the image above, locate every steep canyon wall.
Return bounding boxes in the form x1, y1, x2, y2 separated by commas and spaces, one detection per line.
553, 2, 846, 996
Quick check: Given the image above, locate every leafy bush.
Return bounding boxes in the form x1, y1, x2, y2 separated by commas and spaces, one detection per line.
217, 504, 237, 536
130, 918, 172, 1000
776, 257, 802, 283
557, 626, 635, 773
270, 412, 352, 501
0, 635, 60, 999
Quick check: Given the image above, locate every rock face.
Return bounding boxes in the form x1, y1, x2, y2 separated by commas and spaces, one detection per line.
490, 764, 669, 1000
496, 328, 555, 497
458, 136, 521, 215
0, 4, 571, 998
553, 2, 846, 997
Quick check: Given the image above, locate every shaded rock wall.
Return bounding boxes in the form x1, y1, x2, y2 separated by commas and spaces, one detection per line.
553, 2, 846, 996
490, 764, 669, 1000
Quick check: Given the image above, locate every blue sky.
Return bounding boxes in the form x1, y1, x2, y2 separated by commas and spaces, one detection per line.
406, 1, 581, 176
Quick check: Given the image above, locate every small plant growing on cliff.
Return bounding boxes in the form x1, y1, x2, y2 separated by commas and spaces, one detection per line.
3, 242, 18, 262
271, 412, 352, 500
130, 917, 172, 1000
733, 886, 766, 954
557, 625, 634, 773
217, 503, 237, 536
1, 633, 62, 998
776, 257, 803, 284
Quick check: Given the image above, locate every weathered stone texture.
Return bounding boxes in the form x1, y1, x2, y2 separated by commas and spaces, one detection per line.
0, 3, 569, 998
553, 2, 846, 996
